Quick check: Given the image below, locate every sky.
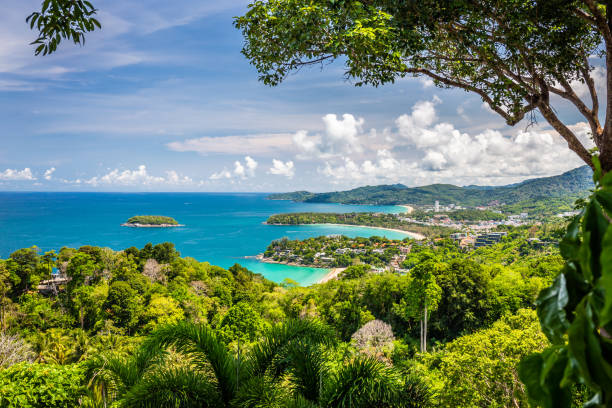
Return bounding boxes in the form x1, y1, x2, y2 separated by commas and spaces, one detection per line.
0, 0, 599, 192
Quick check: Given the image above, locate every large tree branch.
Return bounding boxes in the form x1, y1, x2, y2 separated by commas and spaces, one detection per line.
581, 55, 600, 118
538, 102, 593, 168
406, 67, 536, 125
549, 76, 602, 140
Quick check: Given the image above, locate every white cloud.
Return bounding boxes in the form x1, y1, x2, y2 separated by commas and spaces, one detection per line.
293, 113, 364, 159
318, 98, 591, 187
43, 167, 56, 180
165, 170, 193, 185
168, 134, 294, 156
209, 169, 232, 180
245, 156, 258, 177
0, 167, 36, 180
84, 165, 192, 186
210, 156, 258, 180
269, 159, 295, 178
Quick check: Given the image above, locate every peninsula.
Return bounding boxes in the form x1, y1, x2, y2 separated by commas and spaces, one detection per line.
121, 215, 183, 227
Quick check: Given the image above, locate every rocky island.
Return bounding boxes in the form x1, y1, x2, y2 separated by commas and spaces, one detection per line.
121, 215, 183, 227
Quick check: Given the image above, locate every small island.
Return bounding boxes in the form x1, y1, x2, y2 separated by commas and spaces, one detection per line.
121, 215, 183, 228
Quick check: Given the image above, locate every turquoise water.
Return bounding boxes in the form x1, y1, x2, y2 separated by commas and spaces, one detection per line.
0, 193, 411, 286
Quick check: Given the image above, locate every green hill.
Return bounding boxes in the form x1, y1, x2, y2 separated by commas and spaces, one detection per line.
268, 166, 593, 208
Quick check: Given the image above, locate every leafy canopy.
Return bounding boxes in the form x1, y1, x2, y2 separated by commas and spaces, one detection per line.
236, 0, 611, 169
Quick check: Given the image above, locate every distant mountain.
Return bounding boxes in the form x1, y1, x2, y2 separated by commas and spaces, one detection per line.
268, 166, 593, 207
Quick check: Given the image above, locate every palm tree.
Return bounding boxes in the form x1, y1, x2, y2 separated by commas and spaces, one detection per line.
86, 319, 335, 407
86, 319, 431, 407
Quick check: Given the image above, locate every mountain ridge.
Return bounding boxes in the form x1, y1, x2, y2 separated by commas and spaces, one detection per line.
268, 166, 593, 207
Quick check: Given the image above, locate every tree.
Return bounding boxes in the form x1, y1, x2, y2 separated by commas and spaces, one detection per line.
425, 309, 548, 407
86, 319, 337, 407
235, 1, 612, 172
104, 281, 144, 333
219, 301, 265, 344
351, 319, 395, 360
7, 247, 41, 293
0, 333, 33, 369
395, 260, 442, 352
26, 0, 100, 56
433, 259, 494, 340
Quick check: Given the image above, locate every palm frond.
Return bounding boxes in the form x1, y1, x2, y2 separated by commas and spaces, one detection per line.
143, 321, 237, 404
120, 367, 221, 408
284, 340, 328, 402
322, 356, 406, 408
247, 319, 336, 378
232, 375, 288, 408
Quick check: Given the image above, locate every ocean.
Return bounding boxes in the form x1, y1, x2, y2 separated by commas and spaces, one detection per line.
0, 192, 411, 285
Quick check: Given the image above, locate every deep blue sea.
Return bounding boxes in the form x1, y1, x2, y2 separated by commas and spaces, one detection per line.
0, 193, 410, 285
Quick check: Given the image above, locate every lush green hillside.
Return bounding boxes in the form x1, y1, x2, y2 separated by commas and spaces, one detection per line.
268, 166, 593, 208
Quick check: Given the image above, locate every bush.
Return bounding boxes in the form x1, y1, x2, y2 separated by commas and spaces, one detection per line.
0, 363, 85, 408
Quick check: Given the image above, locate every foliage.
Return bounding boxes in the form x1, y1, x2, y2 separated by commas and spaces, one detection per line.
519, 159, 612, 406
425, 309, 548, 407
268, 212, 456, 237
125, 215, 179, 225
27, 0, 100, 56
0, 362, 85, 408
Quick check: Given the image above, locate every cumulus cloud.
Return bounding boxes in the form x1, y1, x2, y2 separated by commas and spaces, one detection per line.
321, 150, 409, 184
269, 159, 295, 178
43, 167, 56, 180
84, 165, 192, 186
293, 113, 364, 159
318, 98, 591, 187
0, 168, 36, 180
210, 156, 258, 180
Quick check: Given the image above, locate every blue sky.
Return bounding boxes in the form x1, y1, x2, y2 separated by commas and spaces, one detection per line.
0, 0, 596, 192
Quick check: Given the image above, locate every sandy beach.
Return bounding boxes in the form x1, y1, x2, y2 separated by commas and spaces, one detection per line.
398, 205, 414, 214
318, 267, 346, 284
304, 223, 426, 240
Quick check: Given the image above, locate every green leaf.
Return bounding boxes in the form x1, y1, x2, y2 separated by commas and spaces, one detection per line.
592, 155, 602, 185
536, 273, 570, 344
567, 300, 612, 392
519, 347, 572, 408
596, 226, 612, 326
595, 190, 612, 217
582, 200, 609, 281
602, 172, 612, 188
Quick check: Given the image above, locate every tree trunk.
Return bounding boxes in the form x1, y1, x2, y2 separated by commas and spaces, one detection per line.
424, 302, 428, 353
419, 318, 423, 353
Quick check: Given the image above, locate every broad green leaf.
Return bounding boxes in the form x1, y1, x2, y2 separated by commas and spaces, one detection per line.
536, 273, 570, 344
519, 347, 572, 408
595, 190, 612, 217
597, 226, 612, 326
567, 300, 612, 392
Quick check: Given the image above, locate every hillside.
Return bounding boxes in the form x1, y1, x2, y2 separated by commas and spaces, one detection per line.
268, 166, 593, 207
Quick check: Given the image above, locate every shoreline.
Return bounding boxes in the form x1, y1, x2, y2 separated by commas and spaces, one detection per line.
256, 255, 346, 284
121, 223, 185, 228
266, 222, 425, 240
255, 254, 326, 268
398, 205, 414, 214
318, 267, 347, 284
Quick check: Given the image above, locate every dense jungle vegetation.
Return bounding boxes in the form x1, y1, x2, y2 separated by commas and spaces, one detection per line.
0, 227, 569, 407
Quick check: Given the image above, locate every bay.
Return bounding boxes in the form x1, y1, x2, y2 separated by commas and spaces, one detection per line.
0, 192, 411, 285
